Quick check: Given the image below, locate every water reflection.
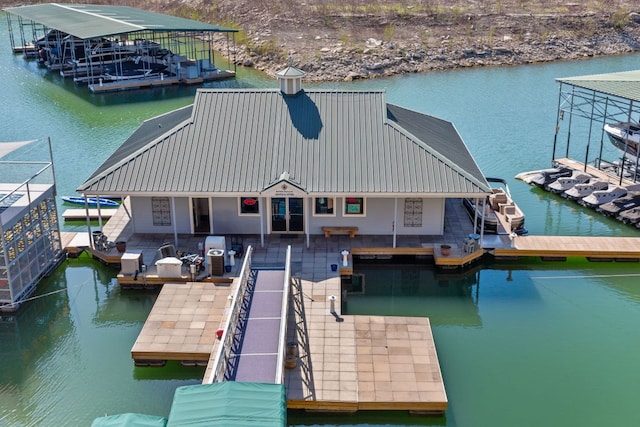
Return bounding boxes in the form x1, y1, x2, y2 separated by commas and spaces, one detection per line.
344, 261, 555, 327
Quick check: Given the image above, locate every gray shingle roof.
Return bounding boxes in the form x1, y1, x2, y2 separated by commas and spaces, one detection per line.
78, 89, 491, 197
557, 69, 640, 102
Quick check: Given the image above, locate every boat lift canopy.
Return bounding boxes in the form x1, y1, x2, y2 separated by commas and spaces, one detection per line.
3, 3, 238, 39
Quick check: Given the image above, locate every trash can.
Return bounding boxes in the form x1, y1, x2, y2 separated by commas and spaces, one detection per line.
92, 231, 103, 246
207, 249, 225, 276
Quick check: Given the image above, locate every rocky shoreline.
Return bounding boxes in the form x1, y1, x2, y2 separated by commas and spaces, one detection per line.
214, 11, 640, 82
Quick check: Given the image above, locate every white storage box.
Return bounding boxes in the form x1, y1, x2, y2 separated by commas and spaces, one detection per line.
155, 257, 183, 278
121, 252, 143, 275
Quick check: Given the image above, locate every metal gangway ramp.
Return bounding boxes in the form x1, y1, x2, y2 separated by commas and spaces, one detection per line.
207, 245, 292, 385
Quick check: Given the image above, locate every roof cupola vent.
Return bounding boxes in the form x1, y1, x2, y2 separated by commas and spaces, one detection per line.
276, 66, 305, 96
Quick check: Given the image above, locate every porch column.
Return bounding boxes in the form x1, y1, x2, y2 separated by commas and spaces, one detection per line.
305, 197, 310, 248
208, 197, 214, 234
259, 197, 265, 248
171, 197, 178, 247
393, 198, 397, 248
479, 197, 486, 244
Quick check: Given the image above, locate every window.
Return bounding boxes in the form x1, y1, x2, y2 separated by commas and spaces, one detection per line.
344, 197, 364, 215
151, 197, 171, 226
240, 197, 259, 215
404, 198, 423, 227
314, 197, 334, 215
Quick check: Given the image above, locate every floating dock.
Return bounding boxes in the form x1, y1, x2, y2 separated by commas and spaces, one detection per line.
133, 278, 448, 413
494, 235, 640, 261
61, 208, 116, 221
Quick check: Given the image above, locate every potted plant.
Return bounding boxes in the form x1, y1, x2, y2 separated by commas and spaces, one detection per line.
115, 241, 127, 253
440, 244, 451, 256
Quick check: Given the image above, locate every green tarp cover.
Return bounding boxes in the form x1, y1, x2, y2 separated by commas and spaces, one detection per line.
91, 413, 167, 427
166, 382, 286, 427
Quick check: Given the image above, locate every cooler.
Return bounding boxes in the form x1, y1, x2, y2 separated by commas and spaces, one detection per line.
121, 252, 143, 275
155, 257, 183, 278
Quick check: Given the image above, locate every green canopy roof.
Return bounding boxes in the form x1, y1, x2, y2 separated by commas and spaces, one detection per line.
557, 69, 640, 103
166, 382, 286, 427
3, 3, 237, 39
91, 413, 167, 427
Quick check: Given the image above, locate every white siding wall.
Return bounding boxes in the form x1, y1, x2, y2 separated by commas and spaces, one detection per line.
308, 197, 445, 235
211, 197, 261, 234
130, 196, 445, 236
131, 196, 191, 233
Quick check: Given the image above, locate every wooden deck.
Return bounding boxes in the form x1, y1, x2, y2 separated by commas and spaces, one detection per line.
494, 235, 640, 261
62, 208, 116, 221
351, 244, 485, 268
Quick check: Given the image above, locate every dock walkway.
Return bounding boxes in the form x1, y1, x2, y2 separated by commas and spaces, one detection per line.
232, 268, 286, 383
495, 235, 640, 260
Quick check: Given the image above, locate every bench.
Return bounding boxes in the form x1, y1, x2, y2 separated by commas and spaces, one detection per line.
322, 226, 358, 238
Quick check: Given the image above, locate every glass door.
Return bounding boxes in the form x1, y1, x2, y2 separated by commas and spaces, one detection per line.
288, 198, 304, 232
271, 197, 304, 233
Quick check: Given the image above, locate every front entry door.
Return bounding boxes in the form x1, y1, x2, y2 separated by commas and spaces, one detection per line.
191, 197, 211, 234
271, 197, 304, 233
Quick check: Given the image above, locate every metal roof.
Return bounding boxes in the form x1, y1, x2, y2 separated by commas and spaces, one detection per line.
556, 69, 640, 102
78, 89, 491, 197
3, 3, 237, 39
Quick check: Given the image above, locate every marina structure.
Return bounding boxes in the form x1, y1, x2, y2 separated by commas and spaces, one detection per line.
3, 3, 237, 92
516, 69, 640, 226
551, 69, 640, 185
75, 66, 495, 250
0, 138, 64, 313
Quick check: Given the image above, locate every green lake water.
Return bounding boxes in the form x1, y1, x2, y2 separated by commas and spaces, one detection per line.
2, 12, 640, 427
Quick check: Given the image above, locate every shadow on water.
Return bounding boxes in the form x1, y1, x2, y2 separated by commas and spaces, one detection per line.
288, 409, 446, 426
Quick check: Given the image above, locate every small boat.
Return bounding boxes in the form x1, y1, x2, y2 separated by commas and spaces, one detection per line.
545, 171, 591, 194
62, 196, 119, 208
604, 122, 640, 163
617, 206, 640, 224
597, 192, 640, 216
515, 167, 574, 187
562, 180, 609, 201
579, 185, 628, 208
462, 177, 527, 235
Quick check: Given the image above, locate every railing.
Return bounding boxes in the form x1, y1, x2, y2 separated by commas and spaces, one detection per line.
274, 245, 292, 384
206, 245, 253, 383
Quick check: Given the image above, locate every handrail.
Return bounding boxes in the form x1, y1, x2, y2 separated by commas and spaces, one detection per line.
206, 245, 253, 383
274, 245, 292, 384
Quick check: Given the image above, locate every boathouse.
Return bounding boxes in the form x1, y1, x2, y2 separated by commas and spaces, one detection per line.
3, 3, 238, 92
76, 67, 492, 247
0, 138, 64, 313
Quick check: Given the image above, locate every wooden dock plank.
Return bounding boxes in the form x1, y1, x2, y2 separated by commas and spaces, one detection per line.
495, 235, 640, 259
62, 208, 116, 221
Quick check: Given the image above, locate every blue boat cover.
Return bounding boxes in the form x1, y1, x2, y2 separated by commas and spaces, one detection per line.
166, 382, 286, 427
91, 413, 167, 427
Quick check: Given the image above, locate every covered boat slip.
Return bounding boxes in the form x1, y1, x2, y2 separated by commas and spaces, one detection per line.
167, 382, 286, 427
553, 69, 640, 183
92, 383, 287, 427
3, 3, 238, 92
